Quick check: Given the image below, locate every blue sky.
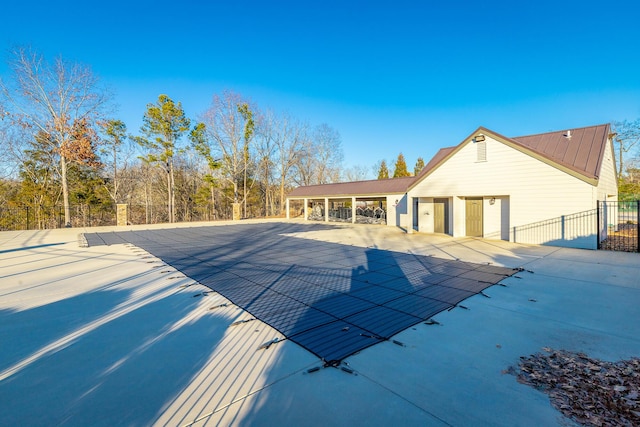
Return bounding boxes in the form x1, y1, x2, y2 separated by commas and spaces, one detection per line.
2, 0, 639, 177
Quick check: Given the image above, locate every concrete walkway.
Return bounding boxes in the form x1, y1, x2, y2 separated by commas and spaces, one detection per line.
1, 220, 639, 426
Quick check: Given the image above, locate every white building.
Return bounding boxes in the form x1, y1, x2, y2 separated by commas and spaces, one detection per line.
287, 124, 618, 249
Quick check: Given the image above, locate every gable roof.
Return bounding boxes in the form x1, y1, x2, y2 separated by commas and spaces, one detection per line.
287, 124, 613, 199
411, 123, 612, 189
511, 124, 610, 180
287, 176, 416, 198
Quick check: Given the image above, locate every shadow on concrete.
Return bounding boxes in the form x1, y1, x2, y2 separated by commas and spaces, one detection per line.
0, 285, 227, 426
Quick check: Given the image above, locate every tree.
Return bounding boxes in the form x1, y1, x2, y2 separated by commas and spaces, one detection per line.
294, 123, 343, 186
612, 120, 640, 180
254, 109, 279, 216
414, 157, 425, 175
377, 160, 389, 179
100, 119, 128, 203
238, 103, 255, 218
0, 47, 111, 226
269, 112, 306, 214
190, 121, 220, 219
393, 153, 410, 177
135, 95, 191, 223
200, 91, 255, 211
344, 164, 369, 181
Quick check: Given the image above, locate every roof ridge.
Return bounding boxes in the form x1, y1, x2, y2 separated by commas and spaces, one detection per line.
511, 123, 609, 139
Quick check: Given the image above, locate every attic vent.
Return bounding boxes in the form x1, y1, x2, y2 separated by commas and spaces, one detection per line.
564, 130, 572, 138
476, 139, 487, 162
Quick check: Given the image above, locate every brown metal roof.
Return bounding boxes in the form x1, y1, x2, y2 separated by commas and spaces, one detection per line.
287, 176, 417, 198
510, 124, 610, 180
413, 146, 456, 182
409, 124, 612, 190
289, 124, 612, 199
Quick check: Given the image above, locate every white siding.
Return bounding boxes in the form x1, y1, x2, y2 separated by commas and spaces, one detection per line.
387, 194, 408, 227
596, 140, 618, 202
417, 198, 434, 233
483, 196, 509, 240
409, 135, 597, 247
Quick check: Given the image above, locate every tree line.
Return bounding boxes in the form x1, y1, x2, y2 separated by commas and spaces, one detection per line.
2, 47, 638, 229
0, 47, 352, 226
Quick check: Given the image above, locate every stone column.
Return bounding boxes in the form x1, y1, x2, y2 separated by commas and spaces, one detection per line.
232, 203, 241, 221
116, 204, 128, 226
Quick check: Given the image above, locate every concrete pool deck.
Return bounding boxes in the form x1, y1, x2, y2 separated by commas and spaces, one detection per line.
1, 220, 639, 426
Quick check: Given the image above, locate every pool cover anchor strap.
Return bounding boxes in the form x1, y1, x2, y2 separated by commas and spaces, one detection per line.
359, 333, 383, 340
258, 337, 283, 350
231, 318, 255, 326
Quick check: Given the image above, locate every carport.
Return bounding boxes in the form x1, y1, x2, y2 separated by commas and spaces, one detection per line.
286, 176, 415, 226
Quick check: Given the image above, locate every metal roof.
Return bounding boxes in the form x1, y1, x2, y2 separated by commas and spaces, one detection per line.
288, 124, 612, 198
287, 176, 416, 198
510, 124, 610, 180
410, 123, 612, 189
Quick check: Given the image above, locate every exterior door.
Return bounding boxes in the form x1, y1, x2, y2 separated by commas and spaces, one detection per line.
433, 198, 448, 234
465, 198, 483, 237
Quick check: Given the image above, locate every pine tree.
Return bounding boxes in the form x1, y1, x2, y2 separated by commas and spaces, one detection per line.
377, 160, 389, 179
135, 95, 191, 223
393, 153, 410, 177
414, 157, 425, 175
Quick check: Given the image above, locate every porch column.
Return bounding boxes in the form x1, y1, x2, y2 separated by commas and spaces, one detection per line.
352, 197, 356, 223
324, 198, 329, 222
286, 198, 290, 219
304, 198, 308, 220
407, 195, 414, 234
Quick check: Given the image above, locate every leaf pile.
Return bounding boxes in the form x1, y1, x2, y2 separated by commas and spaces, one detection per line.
514, 348, 640, 426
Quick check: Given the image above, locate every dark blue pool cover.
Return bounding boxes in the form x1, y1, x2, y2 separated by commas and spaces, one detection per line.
84, 223, 516, 365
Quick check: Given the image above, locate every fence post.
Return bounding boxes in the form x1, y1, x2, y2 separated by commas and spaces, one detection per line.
637, 200, 640, 253
596, 200, 600, 250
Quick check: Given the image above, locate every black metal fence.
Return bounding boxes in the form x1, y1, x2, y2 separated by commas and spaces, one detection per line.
511, 209, 598, 249
598, 200, 639, 253
0, 204, 222, 231
510, 201, 639, 252
0, 204, 117, 231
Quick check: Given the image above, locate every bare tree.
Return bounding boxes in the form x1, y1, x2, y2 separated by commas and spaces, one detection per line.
294, 123, 343, 186
613, 120, 640, 180
344, 164, 369, 181
269, 112, 307, 213
0, 47, 111, 226
312, 123, 343, 184
201, 91, 256, 210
